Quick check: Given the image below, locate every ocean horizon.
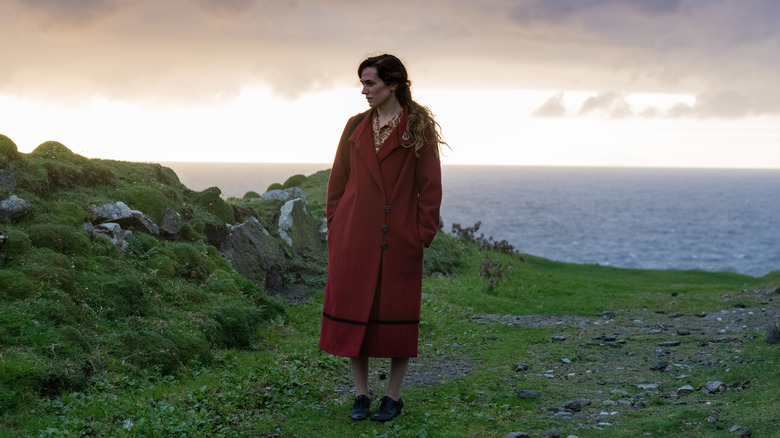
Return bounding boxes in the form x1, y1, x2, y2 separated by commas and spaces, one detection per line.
162, 162, 780, 277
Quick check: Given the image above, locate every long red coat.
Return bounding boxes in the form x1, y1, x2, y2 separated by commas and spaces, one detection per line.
319, 107, 442, 358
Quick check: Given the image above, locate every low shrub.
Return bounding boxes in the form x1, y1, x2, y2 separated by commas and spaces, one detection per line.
0, 269, 41, 300
99, 275, 153, 318
27, 223, 91, 257
205, 302, 264, 349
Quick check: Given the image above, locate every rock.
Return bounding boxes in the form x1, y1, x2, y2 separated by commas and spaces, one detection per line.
766, 321, 780, 344
85, 222, 132, 251
514, 363, 529, 372
632, 400, 647, 409
261, 187, 308, 203
677, 329, 692, 336
601, 311, 615, 320
703, 381, 727, 394
668, 312, 685, 318
516, 390, 538, 399
677, 385, 695, 395
219, 217, 285, 291
658, 341, 681, 347
560, 358, 572, 364
160, 208, 182, 236
117, 210, 160, 235
501, 433, 530, 438
0, 169, 16, 193
0, 195, 31, 222
552, 336, 566, 342
564, 399, 591, 412
649, 360, 669, 371
278, 198, 320, 252
90, 201, 133, 223
729, 425, 752, 437
545, 429, 561, 438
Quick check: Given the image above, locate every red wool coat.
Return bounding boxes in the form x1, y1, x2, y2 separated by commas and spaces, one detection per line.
319, 107, 442, 358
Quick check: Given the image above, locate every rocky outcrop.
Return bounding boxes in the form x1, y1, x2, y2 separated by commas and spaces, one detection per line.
89, 201, 160, 235
261, 187, 308, 203
278, 198, 320, 252
219, 217, 285, 292
0, 195, 31, 222
160, 208, 182, 236
83, 222, 133, 251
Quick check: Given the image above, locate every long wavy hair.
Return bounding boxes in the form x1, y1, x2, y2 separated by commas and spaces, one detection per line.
358, 54, 447, 157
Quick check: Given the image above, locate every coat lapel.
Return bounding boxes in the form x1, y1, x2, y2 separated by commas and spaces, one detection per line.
349, 109, 386, 196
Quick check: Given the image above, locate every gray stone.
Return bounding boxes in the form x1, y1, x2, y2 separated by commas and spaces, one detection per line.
658, 340, 681, 347
564, 399, 591, 412
278, 198, 320, 252
649, 360, 669, 371
160, 208, 182, 236
261, 187, 308, 203
219, 217, 285, 291
514, 363, 529, 372
677, 384, 695, 394
545, 429, 561, 438
85, 222, 132, 251
90, 201, 133, 223
0, 169, 16, 193
677, 329, 692, 335
729, 425, 752, 437
0, 195, 31, 222
117, 210, 160, 235
766, 321, 780, 344
703, 381, 726, 394
501, 433, 530, 438
516, 390, 538, 399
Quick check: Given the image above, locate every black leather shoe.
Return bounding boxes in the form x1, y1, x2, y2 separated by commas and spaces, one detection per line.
349, 395, 371, 421
371, 396, 403, 422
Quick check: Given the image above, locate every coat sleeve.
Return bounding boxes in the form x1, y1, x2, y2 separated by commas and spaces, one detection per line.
326, 117, 356, 227
415, 132, 443, 247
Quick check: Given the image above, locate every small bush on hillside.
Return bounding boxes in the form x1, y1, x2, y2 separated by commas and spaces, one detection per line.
283, 174, 307, 188
1, 229, 32, 259
0, 133, 20, 165
192, 186, 234, 224
205, 302, 264, 349
0, 269, 41, 300
18, 248, 76, 292
51, 202, 90, 226
118, 185, 170, 224
424, 232, 468, 277
243, 191, 261, 200
99, 276, 153, 317
118, 330, 182, 375
27, 223, 91, 257
266, 182, 284, 192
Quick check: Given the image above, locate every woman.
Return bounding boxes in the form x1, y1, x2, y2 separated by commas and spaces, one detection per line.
319, 54, 445, 422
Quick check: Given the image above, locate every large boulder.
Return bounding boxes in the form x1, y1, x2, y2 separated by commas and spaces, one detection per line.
278, 198, 320, 252
90, 201, 160, 235
219, 217, 285, 292
0, 195, 31, 222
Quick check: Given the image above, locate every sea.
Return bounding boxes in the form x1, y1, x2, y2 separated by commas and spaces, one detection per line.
162, 162, 780, 278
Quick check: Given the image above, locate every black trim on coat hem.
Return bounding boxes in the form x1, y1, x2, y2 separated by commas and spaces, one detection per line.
323, 312, 420, 326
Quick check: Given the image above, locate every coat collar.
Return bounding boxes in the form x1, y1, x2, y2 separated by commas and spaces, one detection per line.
348, 106, 413, 193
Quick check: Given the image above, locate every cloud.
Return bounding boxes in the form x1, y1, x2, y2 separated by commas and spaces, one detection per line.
1, 0, 779, 118
531, 93, 567, 118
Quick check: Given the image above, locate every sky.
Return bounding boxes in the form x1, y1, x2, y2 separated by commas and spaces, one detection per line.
1, 0, 779, 168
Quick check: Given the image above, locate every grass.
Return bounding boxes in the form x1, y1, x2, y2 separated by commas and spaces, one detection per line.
1, 134, 779, 437
3, 231, 777, 437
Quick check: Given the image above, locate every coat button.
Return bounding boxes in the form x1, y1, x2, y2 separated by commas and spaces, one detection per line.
380, 242, 388, 250
384, 205, 391, 213
381, 224, 389, 232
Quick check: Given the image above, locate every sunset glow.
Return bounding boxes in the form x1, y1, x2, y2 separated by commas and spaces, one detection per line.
2, 0, 779, 168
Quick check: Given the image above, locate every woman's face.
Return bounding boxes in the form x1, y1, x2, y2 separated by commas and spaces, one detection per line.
360, 67, 395, 108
